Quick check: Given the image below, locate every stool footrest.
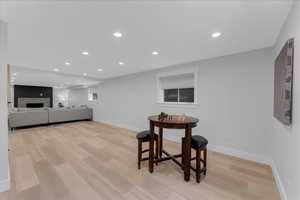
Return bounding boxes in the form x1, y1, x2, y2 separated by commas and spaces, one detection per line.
190, 166, 207, 174
191, 157, 206, 163
142, 149, 150, 153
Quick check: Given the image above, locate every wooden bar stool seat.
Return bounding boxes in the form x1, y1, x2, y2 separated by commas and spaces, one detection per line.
182, 135, 208, 183
136, 130, 158, 169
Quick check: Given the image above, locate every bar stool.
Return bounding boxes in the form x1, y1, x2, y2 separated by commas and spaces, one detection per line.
182, 135, 208, 183
136, 130, 158, 169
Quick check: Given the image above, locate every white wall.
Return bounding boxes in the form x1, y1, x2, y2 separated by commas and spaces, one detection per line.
0, 1, 8, 53
0, 6, 10, 191
268, 2, 300, 200
68, 87, 99, 108
0, 65, 10, 192
53, 88, 70, 108
68, 88, 88, 106
86, 48, 273, 164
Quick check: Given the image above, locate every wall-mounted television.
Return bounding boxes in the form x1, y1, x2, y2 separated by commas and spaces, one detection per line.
273, 38, 294, 126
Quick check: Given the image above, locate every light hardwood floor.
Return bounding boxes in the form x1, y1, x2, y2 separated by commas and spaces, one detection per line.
0, 121, 280, 200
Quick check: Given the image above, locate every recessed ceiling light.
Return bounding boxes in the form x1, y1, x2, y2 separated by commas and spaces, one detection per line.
83, 73, 87, 76
152, 51, 159, 55
97, 68, 103, 72
81, 51, 89, 55
119, 61, 124, 65
113, 32, 122, 38
65, 62, 71, 66
211, 32, 222, 38
12, 73, 17, 76
53, 68, 60, 72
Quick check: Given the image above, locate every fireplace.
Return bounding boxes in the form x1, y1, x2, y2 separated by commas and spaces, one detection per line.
18, 97, 50, 108
26, 103, 44, 108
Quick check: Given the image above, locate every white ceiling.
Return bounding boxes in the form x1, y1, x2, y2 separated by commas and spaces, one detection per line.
10, 66, 101, 89
1, 1, 292, 80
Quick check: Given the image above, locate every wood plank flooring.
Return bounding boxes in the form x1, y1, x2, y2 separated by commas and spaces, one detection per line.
0, 121, 280, 200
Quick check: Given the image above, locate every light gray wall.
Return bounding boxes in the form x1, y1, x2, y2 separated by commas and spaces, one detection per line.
0, 65, 10, 192
69, 89, 88, 106
53, 88, 70, 108
0, 0, 8, 53
0, 4, 9, 191
68, 87, 99, 108
268, 2, 300, 200
84, 47, 274, 163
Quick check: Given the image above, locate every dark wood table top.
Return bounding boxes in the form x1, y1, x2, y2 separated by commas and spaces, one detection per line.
148, 115, 199, 124
148, 115, 199, 127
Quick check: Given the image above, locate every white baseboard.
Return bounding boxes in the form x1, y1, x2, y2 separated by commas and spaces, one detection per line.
0, 177, 10, 193
0, 161, 11, 193
207, 144, 271, 165
94, 119, 286, 200
269, 160, 288, 200
95, 119, 141, 132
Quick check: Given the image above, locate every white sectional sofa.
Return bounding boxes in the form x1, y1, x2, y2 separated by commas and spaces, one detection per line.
9, 108, 49, 128
8, 107, 93, 129
48, 108, 93, 123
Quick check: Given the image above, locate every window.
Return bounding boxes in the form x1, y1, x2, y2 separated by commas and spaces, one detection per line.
158, 72, 196, 104
179, 88, 194, 103
164, 88, 194, 103
164, 88, 178, 102
88, 88, 98, 101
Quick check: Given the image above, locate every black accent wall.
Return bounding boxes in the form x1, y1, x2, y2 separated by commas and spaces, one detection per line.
14, 85, 53, 107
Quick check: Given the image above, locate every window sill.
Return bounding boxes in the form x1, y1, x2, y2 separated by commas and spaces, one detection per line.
157, 102, 198, 108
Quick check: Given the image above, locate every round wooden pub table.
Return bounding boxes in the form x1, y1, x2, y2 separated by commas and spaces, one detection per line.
148, 115, 199, 181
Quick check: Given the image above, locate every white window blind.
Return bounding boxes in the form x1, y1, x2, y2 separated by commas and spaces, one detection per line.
159, 73, 194, 89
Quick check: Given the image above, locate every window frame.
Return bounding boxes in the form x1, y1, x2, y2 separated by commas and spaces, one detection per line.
88, 88, 98, 102
157, 70, 198, 106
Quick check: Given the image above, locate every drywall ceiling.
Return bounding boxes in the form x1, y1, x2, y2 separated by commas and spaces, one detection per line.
10, 66, 100, 89
1, 1, 292, 79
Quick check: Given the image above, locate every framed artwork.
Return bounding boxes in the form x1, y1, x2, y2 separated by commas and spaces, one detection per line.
274, 38, 294, 125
